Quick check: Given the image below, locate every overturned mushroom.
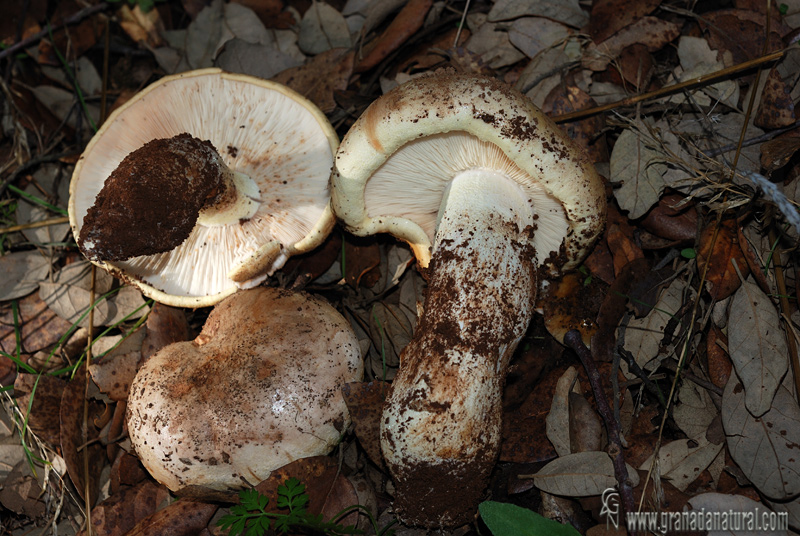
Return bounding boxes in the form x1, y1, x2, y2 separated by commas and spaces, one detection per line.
69, 68, 339, 308
330, 72, 605, 526
126, 286, 363, 492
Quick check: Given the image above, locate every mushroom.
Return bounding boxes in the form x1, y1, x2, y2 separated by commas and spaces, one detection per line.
69, 68, 339, 308
126, 286, 363, 492
330, 72, 605, 526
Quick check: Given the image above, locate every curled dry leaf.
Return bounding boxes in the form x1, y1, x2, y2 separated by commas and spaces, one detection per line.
639, 193, 697, 243
609, 120, 668, 219
60, 378, 105, 505
125, 499, 218, 536
727, 277, 788, 417
622, 278, 684, 375
355, 0, 433, 72
141, 302, 191, 362
707, 323, 732, 389
722, 375, 800, 500
697, 219, 750, 301
545, 366, 578, 457
672, 378, 718, 442
585, 0, 662, 44
583, 16, 680, 71
298, 1, 351, 55
487, 0, 589, 28
0, 250, 51, 301
341, 381, 390, 469
81, 480, 171, 536
14, 373, 66, 445
640, 439, 723, 492
273, 48, 355, 114
530, 451, 640, 497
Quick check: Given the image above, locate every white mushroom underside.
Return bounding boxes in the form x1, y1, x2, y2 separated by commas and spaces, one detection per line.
72, 75, 334, 298
364, 132, 568, 265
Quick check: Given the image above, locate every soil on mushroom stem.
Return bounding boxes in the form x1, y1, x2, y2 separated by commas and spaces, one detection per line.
79, 133, 224, 261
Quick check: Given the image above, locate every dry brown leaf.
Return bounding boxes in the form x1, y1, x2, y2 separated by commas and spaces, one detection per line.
81, 480, 171, 536
125, 498, 218, 536
355, 0, 433, 72
273, 48, 355, 114
342, 381, 390, 469
760, 137, 800, 174
585, 0, 662, 44
639, 439, 722, 492
0, 460, 46, 517
697, 219, 749, 301
639, 193, 697, 243
89, 328, 146, 401
141, 302, 192, 362
707, 323, 732, 389
727, 277, 788, 417
542, 83, 608, 163
545, 366, 578, 457
723, 376, 800, 500
14, 373, 66, 445
298, 1, 351, 55
60, 378, 105, 505
700, 9, 784, 66
0, 250, 51, 302
532, 451, 640, 496
583, 16, 680, 71
568, 391, 604, 454
755, 66, 797, 129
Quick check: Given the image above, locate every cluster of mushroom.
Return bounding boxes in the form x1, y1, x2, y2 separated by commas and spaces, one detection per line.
70, 69, 605, 527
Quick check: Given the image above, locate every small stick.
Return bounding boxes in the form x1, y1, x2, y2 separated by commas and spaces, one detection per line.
563, 329, 637, 533
551, 49, 785, 124
0, 216, 69, 234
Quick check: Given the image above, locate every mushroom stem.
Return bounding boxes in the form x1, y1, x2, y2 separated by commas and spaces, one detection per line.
380, 169, 537, 527
78, 133, 260, 262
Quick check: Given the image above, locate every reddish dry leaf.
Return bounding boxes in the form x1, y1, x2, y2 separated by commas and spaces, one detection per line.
760, 136, 800, 173
707, 324, 731, 389
584, 237, 615, 285
14, 373, 66, 445
355, 0, 434, 72
607, 223, 644, 277
500, 365, 559, 464
592, 257, 651, 362
700, 10, 784, 65
273, 48, 355, 114
60, 378, 105, 506
539, 272, 602, 347
141, 302, 191, 362
90, 350, 140, 402
0, 0, 46, 46
254, 456, 350, 520
282, 231, 342, 282
81, 480, 171, 536
755, 66, 797, 129
344, 237, 382, 288
583, 16, 680, 71
542, 84, 609, 163
125, 499, 218, 536
639, 193, 698, 243
342, 381, 390, 469
110, 451, 150, 494
0, 292, 73, 357
38, 0, 104, 65
617, 43, 655, 90
585, 0, 663, 44
696, 219, 750, 301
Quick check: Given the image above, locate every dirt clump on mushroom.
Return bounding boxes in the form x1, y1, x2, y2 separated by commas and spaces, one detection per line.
78, 133, 226, 262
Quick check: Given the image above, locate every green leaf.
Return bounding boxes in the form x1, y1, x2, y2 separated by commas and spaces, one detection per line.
680, 248, 696, 259
478, 501, 581, 536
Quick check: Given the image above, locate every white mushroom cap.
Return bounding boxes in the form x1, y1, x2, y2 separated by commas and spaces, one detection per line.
126, 286, 363, 492
331, 71, 605, 272
69, 68, 339, 308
